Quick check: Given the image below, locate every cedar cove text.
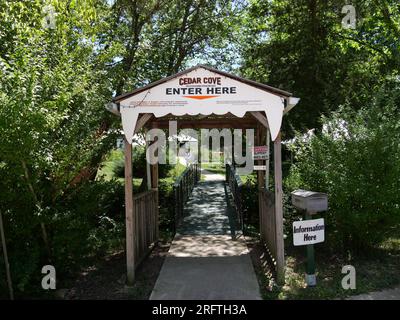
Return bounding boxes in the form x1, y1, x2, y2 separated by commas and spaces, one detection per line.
166, 76, 237, 96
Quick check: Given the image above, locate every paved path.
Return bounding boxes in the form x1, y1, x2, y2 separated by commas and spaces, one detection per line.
150, 170, 261, 300
347, 286, 400, 300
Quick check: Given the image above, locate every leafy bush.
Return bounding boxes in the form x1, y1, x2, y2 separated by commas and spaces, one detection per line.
0, 179, 125, 297
51, 180, 125, 271
286, 84, 400, 254
112, 146, 147, 179
102, 147, 173, 181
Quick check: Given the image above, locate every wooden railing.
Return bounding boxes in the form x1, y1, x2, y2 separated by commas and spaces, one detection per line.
225, 163, 243, 231
133, 189, 158, 268
259, 188, 277, 261
173, 163, 200, 230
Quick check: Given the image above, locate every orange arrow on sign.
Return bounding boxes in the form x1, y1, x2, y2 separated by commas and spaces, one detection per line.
183, 95, 219, 100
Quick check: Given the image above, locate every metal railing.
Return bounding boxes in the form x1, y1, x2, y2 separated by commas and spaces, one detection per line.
225, 163, 244, 231
173, 163, 200, 230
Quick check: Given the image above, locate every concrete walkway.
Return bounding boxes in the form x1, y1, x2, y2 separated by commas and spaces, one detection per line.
150, 170, 261, 300
347, 286, 400, 300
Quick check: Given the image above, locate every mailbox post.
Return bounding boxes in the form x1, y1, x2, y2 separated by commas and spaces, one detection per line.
304, 210, 316, 286
291, 190, 328, 287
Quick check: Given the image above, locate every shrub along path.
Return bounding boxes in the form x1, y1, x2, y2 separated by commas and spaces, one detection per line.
150, 170, 261, 300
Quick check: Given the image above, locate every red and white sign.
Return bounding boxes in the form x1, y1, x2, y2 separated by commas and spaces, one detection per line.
253, 146, 269, 160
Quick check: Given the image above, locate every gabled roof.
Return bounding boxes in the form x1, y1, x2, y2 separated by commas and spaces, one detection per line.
113, 64, 292, 103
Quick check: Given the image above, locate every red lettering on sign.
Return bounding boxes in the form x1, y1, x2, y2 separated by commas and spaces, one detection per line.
203, 77, 221, 85
179, 77, 201, 85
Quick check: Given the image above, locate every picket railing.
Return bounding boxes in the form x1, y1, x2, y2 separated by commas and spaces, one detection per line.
173, 163, 200, 230
225, 163, 244, 231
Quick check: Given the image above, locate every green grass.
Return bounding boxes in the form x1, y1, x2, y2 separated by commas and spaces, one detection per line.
96, 150, 124, 181
166, 162, 186, 180
201, 162, 225, 176
97, 149, 186, 189
259, 236, 400, 300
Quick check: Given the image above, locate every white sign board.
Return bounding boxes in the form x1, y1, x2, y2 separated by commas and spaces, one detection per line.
119, 66, 287, 144
253, 146, 269, 160
293, 218, 325, 246
254, 165, 267, 170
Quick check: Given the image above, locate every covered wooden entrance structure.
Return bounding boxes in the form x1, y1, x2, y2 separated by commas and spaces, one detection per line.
109, 65, 299, 285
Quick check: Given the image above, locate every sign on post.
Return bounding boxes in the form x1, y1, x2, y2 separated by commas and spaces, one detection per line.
252, 146, 269, 160
293, 218, 325, 246
253, 165, 266, 170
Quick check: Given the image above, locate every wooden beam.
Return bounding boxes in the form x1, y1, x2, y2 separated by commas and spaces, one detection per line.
147, 119, 258, 129
146, 137, 152, 190
149, 124, 159, 241
135, 114, 153, 133
274, 132, 285, 284
256, 124, 265, 258
266, 127, 270, 190
151, 142, 159, 190
250, 111, 269, 129
124, 138, 135, 285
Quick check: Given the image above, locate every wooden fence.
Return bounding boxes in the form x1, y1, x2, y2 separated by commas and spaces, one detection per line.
259, 188, 277, 262
133, 189, 158, 268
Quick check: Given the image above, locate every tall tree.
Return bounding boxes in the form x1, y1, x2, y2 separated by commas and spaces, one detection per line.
239, 0, 400, 137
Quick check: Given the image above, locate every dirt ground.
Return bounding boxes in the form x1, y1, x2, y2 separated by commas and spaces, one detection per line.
59, 242, 171, 300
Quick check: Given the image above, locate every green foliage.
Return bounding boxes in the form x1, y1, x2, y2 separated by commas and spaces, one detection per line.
286, 83, 400, 254
0, 179, 125, 297
98, 146, 174, 182
100, 0, 246, 94
240, 0, 400, 137
110, 146, 147, 179
51, 180, 125, 271
240, 174, 259, 231
0, 0, 238, 296
1, 0, 399, 298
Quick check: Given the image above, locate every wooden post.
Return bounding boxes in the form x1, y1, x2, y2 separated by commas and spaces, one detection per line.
124, 138, 135, 285
151, 161, 158, 190
274, 132, 285, 284
0, 211, 13, 300
256, 125, 265, 242
256, 124, 265, 190
150, 132, 159, 241
145, 134, 152, 190
266, 127, 270, 190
